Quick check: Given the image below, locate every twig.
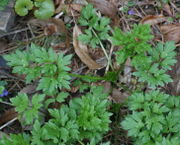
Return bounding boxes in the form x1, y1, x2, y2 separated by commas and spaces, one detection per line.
27, 24, 35, 38
0, 28, 29, 38
0, 117, 18, 130
0, 101, 12, 106
55, 12, 64, 19
106, 44, 114, 72
91, 29, 113, 71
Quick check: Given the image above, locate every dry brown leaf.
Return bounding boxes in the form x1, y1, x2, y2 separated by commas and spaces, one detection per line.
55, 0, 65, 13
140, 15, 167, 25
54, 0, 62, 5
163, 4, 173, 16
73, 25, 102, 69
70, 4, 83, 12
87, 0, 118, 19
160, 23, 180, 43
29, 18, 70, 48
111, 88, 129, 103
0, 39, 8, 52
19, 84, 37, 94
167, 54, 180, 95
44, 24, 58, 36
48, 18, 70, 49
0, 108, 18, 125
120, 58, 132, 84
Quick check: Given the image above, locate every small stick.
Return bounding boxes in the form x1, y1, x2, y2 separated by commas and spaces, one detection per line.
0, 28, 29, 38
0, 117, 18, 130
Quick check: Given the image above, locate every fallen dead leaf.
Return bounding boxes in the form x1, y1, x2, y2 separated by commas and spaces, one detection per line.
140, 15, 167, 25
160, 23, 180, 43
73, 25, 102, 69
44, 23, 58, 36
0, 39, 8, 52
70, 4, 83, 12
29, 18, 70, 48
0, 108, 18, 125
120, 58, 132, 84
111, 88, 129, 103
163, 4, 173, 16
19, 84, 37, 94
167, 54, 180, 95
55, 0, 65, 13
87, 0, 118, 19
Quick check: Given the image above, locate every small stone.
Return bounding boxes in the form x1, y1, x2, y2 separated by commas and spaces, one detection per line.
0, 0, 15, 34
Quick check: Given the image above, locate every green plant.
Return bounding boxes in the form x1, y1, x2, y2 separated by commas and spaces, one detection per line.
0, 85, 4, 94
132, 41, 176, 88
155, 137, 179, 145
0, 86, 111, 145
33, 86, 111, 144
10, 93, 45, 125
15, 0, 33, 16
78, 4, 110, 48
0, 134, 31, 145
111, 24, 153, 65
4, 43, 72, 96
15, 0, 55, 19
119, 0, 136, 13
70, 86, 112, 142
31, 106, 79, 145
0, 0, 10, 10
161, 0, 170, 4
111, 24, 177, 88
34, 0, 55, 19
121, 90, 180, 145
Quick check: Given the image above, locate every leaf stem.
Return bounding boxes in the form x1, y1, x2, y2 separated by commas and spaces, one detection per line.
78, 140, 85, 145
68, 73, 105, 81
91, 29, 113, 71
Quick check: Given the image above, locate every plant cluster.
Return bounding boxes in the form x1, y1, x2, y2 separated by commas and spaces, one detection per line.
14, 0, 55, 19
111, 25, 177, 88
0, 86, 112, 145
121, 91, 180, 144
78, 4, 110, 48
4, 43, 72, 96
109, 20, 179, 144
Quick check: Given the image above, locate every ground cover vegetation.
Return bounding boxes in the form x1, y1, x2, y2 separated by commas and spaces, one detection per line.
0, 0, 179, 145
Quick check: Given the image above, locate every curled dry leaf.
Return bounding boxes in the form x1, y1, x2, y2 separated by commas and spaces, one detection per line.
0, 108, 18, 125
29, 18, 70, 48
19, 84, 37, 94
163, 4, 173, 16
140, 15, 167, 25
111, 88, 129, 103
160, 23, 180, 43
55, 0, 65, 13
87, 0, 118, 19
167, 54, 180, 95
70, 4, 83, 12
73, 25, 102, 69
120, 58, 132, 84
